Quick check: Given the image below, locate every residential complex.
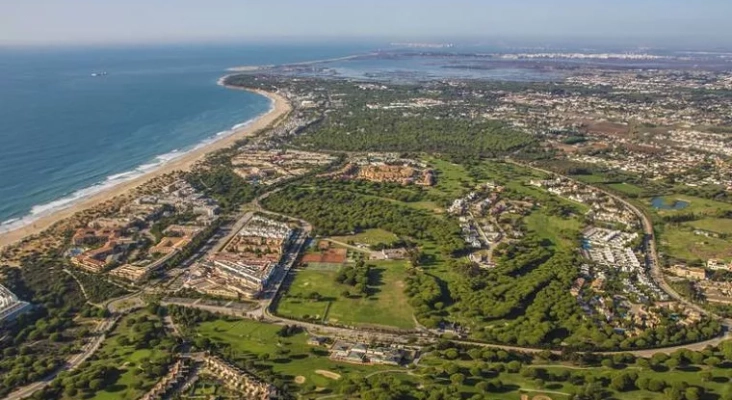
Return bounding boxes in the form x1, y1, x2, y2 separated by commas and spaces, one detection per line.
325, 154, 435, 186
232, 148, 336, 185
0, 284, 31, 322
203, 355, 277, 400
448, 182, 530, 267
582, 227, 664, 302
184, 215, 296, 298
669, 264, 708, 281
139, 359, 191, 400
69, 180, 217, 282
531, 178, 638, 229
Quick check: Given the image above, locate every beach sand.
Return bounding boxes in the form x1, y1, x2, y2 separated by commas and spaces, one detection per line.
0, 87, 291, 250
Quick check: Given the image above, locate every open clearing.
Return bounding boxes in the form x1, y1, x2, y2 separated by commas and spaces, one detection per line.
525, 212, 583, 248
646, 194, 732, 261
276, 260, 416, 329
659, 226, 732, 261
606, 182, 646, 196
331, 228, 400, 247
687, 218, 732, 235
195, 319, 392, 391
649, 194, 732, 216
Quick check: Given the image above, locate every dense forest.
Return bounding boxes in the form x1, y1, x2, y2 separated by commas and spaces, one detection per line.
0, 255, 95, 396
437, 237, 721, 350
185, 166, 260, 212
37, 310, 176, 400
262, 185, 466, 256
296, 110, 537, 162
311, 177, 432, 203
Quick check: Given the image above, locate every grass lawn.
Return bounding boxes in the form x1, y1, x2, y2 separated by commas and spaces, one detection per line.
528, 365, 732, 400
525, 211, 583, 249
195, 319, 394, 391
426, 158, 476, 198
575, 174, 611, 184
90, 348, 154, 400
607, 182, 646, 196
472, 160, 547, 183
659, 225, 732, 261
64, 311, 174, 400
189, 380, 224, 396
276, 260, 416, 329
649, 194, 732, 216
641, 193, 732, 262
641, 194, 732, 262
331, 228, 400, 247
405, 200, 443, 213
506, 181, 591, 215
688, 218, 732, 235
415, 354, 732, 400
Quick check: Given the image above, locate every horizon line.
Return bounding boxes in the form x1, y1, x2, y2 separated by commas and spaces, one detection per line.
2, 33, 732, 50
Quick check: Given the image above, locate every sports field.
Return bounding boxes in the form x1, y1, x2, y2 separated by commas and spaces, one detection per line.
276, 260, 416, 329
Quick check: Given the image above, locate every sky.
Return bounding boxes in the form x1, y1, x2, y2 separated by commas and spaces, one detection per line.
1, 0, 731, 46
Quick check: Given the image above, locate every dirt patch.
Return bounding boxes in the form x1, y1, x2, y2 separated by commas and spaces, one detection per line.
579, 120, 629, 137
294, 376, 306, 384
302, 248, 348, 264
315, 370, 342, 380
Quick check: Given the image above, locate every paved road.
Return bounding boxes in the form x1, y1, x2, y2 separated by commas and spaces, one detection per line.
211, 212, 254, 254
451, 331, 730, 356
322, 238, 371, 253
2, 285, 147, 400
12, 168, 729, 400
107, 291, 145, 313
160, 174, 732, 357
162, 298, 420, 344
507, 159, 732, 333
166, 290, 731, 357
3, 316, 119, 400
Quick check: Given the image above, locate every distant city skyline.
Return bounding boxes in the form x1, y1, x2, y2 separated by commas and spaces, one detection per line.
2, 0, 732, 47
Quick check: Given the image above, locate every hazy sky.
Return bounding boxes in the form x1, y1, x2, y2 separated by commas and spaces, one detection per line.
2, 0, 731, 46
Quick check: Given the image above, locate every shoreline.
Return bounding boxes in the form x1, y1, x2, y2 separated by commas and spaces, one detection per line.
226, 52, 372, 72
0, 84, 291, 251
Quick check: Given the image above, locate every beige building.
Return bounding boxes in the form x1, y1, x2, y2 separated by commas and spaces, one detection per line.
669, 265, 707, 280
204, 355, 277, 399
109, 264, 150, 283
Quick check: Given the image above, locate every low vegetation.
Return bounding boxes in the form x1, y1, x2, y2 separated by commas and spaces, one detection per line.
276, 260, 416, 329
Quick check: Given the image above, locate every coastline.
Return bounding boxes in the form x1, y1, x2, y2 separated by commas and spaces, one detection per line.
0, 84, 291, 251
226, 52, 371, 72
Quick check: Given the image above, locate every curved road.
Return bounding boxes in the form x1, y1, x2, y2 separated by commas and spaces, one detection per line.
11, 165, 730, 400
162, 171, 732, 357
507, 159, 732, 332
3, 316, 119, 400
2, 289, 144, 400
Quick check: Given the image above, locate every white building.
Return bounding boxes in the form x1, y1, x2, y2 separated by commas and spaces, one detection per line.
0, 284, 31, 322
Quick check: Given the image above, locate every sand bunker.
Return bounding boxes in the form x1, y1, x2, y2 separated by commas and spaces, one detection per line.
315, 370, 341, 380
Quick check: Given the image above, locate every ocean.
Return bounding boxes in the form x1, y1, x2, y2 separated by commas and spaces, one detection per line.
0, 42, 374, 232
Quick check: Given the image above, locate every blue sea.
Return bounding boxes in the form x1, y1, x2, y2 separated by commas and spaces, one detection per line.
0, 43, 374, 231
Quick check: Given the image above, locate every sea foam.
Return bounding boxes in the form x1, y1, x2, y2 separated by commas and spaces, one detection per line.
0, 112, 267, 235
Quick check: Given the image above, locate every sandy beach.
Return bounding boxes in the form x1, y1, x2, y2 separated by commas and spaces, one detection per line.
0, 85, 291, 250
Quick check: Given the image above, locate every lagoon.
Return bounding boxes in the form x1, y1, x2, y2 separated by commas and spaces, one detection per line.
651, 197, 689, 210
